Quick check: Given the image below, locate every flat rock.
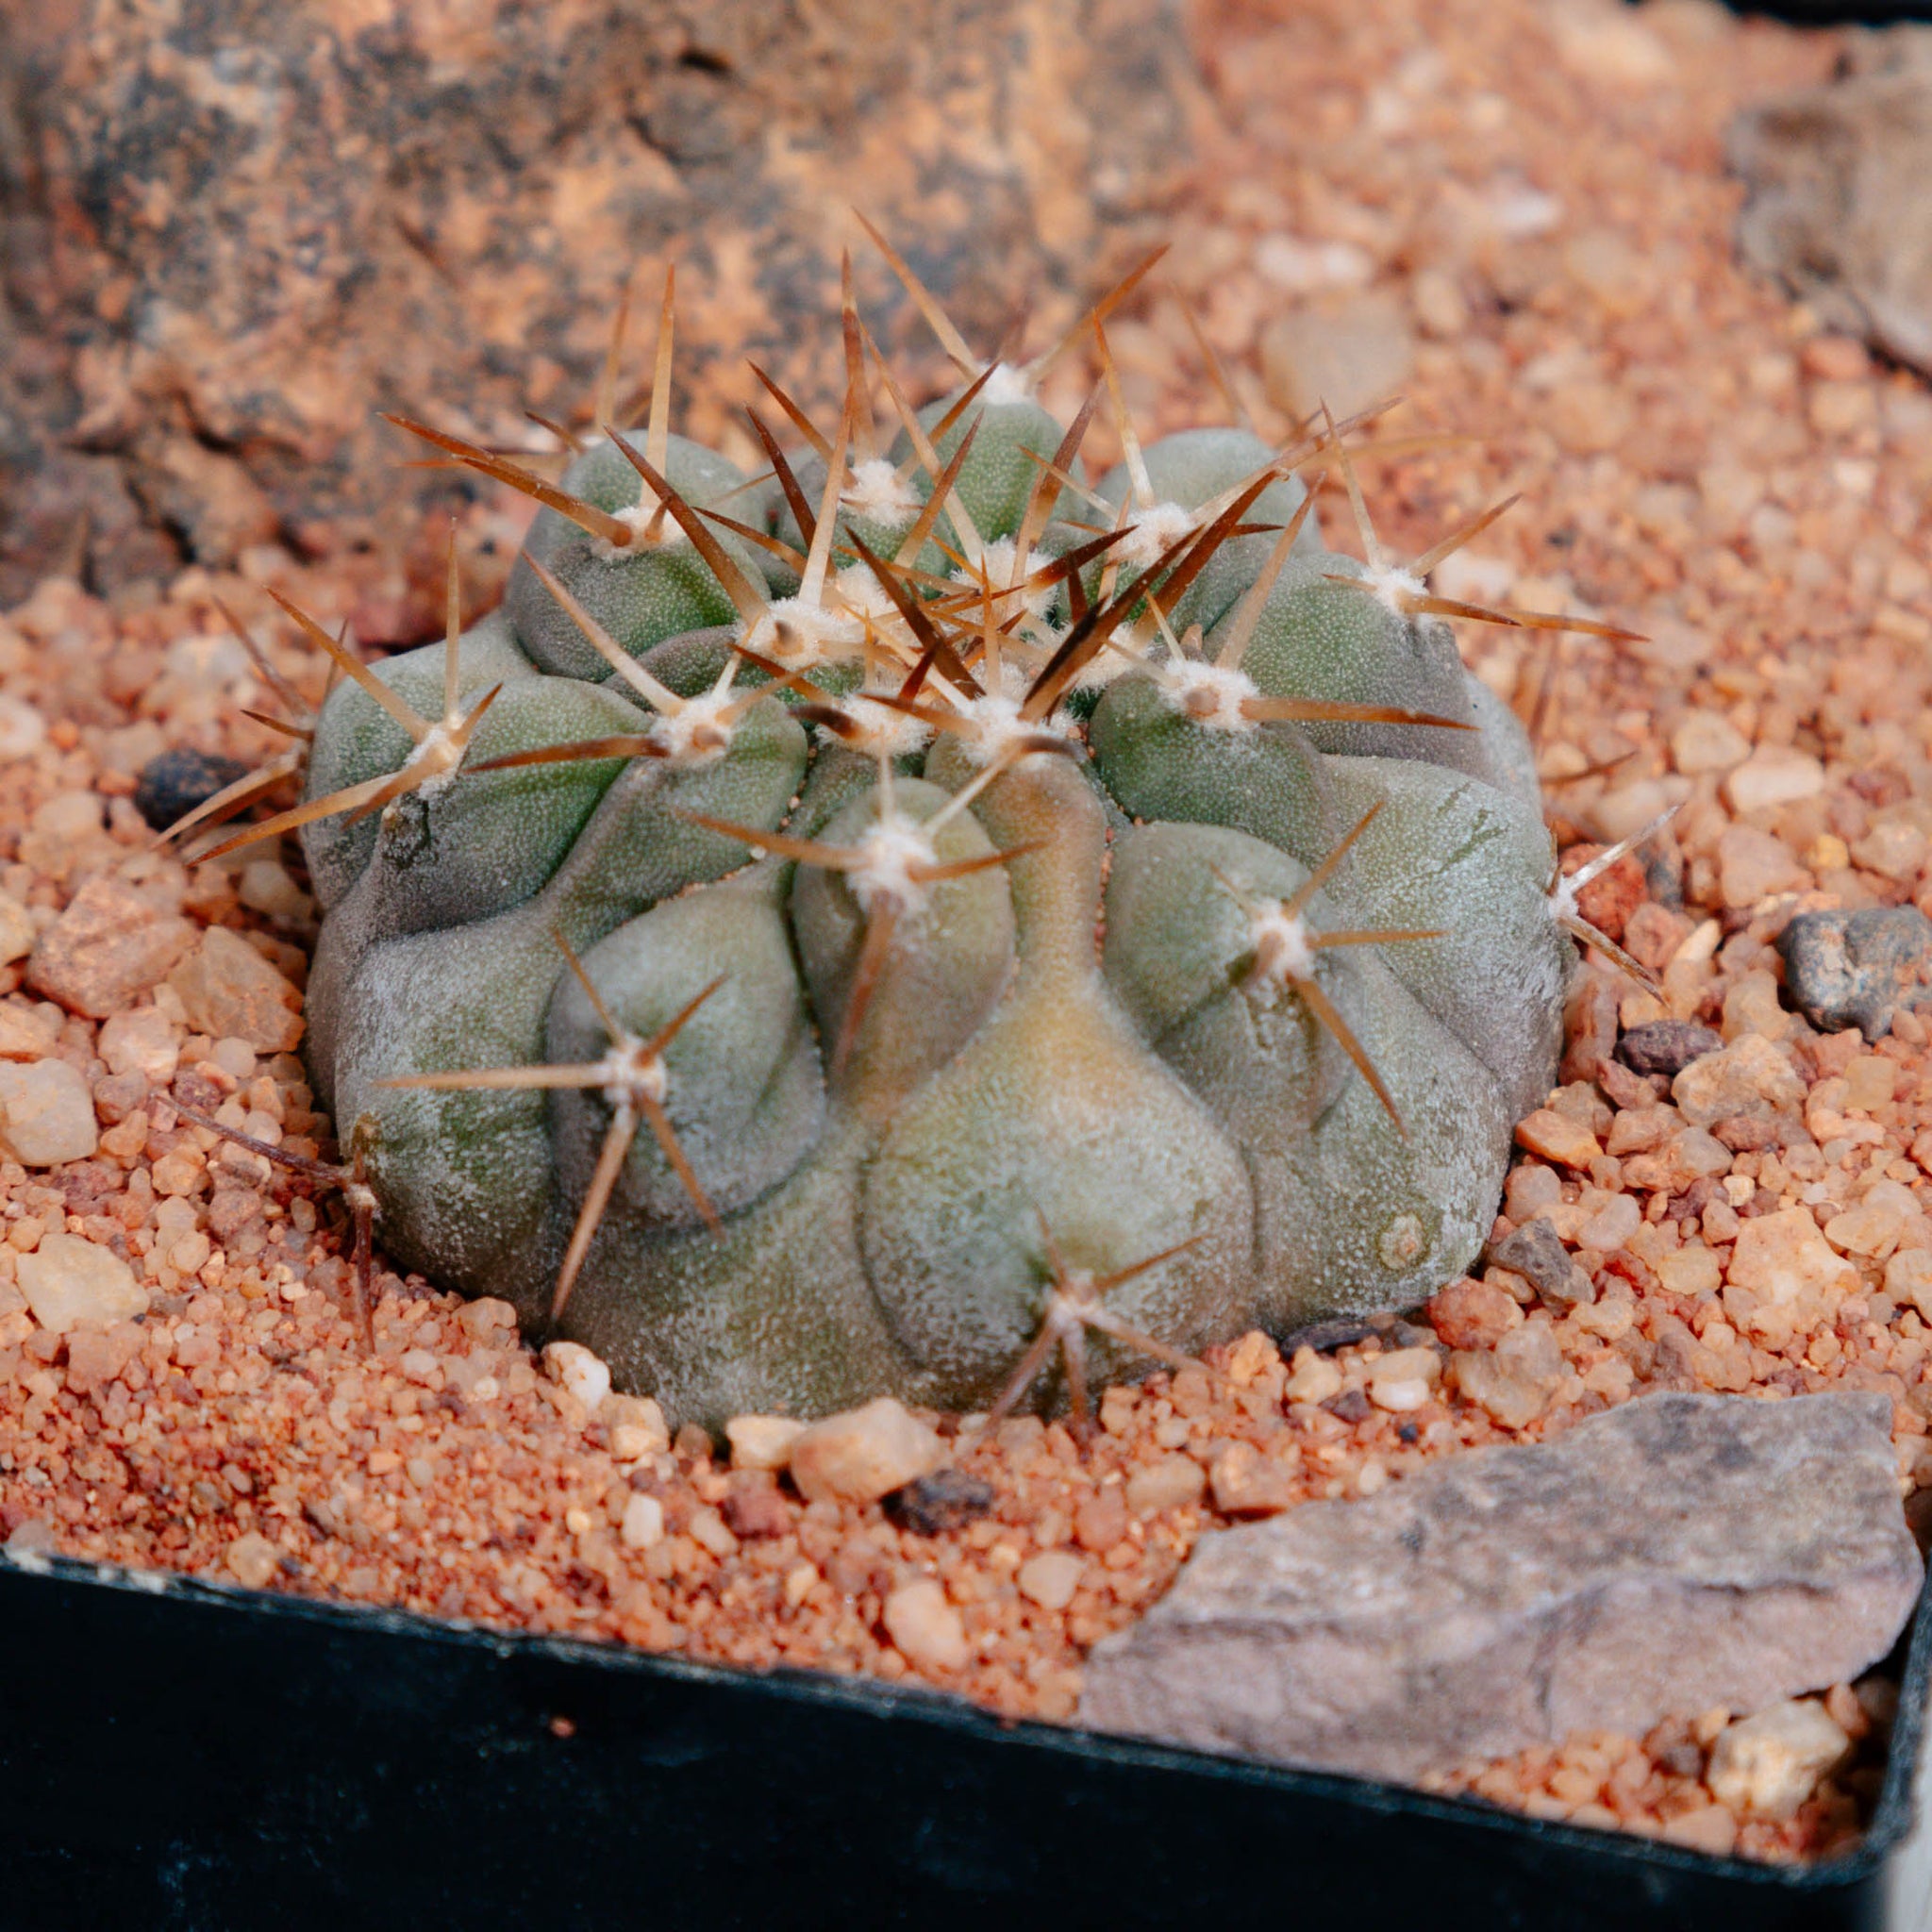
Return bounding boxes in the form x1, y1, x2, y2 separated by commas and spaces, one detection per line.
1729, 28, 1932, 376
25, 874, 195, 1019
1778, 906, 1932, 1041
0, 0, 1188, 607
1080, 1393, 1922, 1782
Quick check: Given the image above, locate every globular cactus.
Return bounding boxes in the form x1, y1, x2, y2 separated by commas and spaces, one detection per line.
185, 244, 1646, 1429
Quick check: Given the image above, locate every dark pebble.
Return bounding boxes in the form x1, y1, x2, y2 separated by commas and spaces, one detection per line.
1617, 1019, 1724, 1077
1322, 1387, 1374, 1424
1777, 907, 1932, 1041
1488, 1219, 1594, 1307
887, 1469, 994, 1536
1283, 1317, 1377, 1355
133, 747, 251, 832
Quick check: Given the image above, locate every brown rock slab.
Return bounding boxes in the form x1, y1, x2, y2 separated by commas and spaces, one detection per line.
166, 927, 304, 1053
24, 875, 194, 1019
0, 0, 1190, 606
1079, 1393, 1923, 1782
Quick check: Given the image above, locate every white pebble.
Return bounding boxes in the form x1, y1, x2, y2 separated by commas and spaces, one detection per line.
1017, 1550, 1085, 1611
883, 1578, 969, 1672
17, 1233, 149, 1334
540, 1341, 611, 1414
620, 1493, 664, 1550
789, 1397, 945, 1504
0, 1058, 99, 1166
1707, 1700, 1850, 1821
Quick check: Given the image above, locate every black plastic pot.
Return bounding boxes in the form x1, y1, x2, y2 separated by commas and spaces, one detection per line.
1, 1548, 1927, 1931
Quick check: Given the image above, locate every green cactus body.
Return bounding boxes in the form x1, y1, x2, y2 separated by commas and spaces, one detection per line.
290, 334, 1580, 1428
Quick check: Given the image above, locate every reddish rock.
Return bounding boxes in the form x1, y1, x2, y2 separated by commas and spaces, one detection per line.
1426, 1276, 1524, 1350
25, 876, 195, 1019
0, 0, 1190, 608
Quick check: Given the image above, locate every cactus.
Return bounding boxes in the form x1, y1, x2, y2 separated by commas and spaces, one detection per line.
182, 245, 1646, 1429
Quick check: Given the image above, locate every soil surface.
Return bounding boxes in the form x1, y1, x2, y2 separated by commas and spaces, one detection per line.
3, 0, 1931, 1868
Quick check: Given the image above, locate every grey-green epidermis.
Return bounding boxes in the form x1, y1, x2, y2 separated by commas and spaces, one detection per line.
297, 413, 1570, 1424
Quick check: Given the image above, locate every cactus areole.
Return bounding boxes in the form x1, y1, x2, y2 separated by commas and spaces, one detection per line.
199, 249, 1639, 1429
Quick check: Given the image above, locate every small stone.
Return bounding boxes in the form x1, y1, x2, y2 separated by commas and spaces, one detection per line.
1075, 1484, 1130, 1552
1504, 1162, 1564, 1222
1672, 1035, 1805, 1127
1126, 1453, 1208, 1516
1426, 1277, 1523, 1350
1576, 1191, 1641, 1256
1619, 1021, 1724, 1077
6, 1519, 57, 1557
1259, 289, 1415, 420
166, 926, 305, 1053
457, 1296, 518, 1340
1283, 1346, 1342, 1405
17, 1232, 148, 1333
1778, 907, 1932, 1041
0, 895, 33, 969
1452, 1337, 1557, 1430
888, 1468, 995, 1535
1514, 1108, 1601, 1169
225, 1531, 281, 1591
1366, 1346, 1442, 1413
1081, 1394, 1921, 1781
697, 1407, 796, 1471
1724, 747, 1825, 817
1726, 1207, 1857, 1305
26, 877, 198, 1021
98, 1008, 182, 1085
1853, 817, 1929, 884
1716, 824, 1806, 909
1670, 711, 1750, 774
620, 1492, 664, 1551
605, 1391, 670, 1461
722, 1474, 791, 1540
882, 1578, 970, 1673
789, 1396, 945, 1505
1489, 1219, 1594, 1306
64, 1324, 142, 1394
1843, 1055, 1897, 1111
1209, 1441, 1298, 1517
1722, 968, 1790, 1043
688, 1506, 740, 1559
132, 747, 251, 833
1707, 1700, 1851, 1822
1885, 1248, 1932, 1321
0, 694, 47, 762
1017, 1549, 1086, 1612
1660, 1805, 1739, 1857
0, 1058, 99, 1166
1656, 1243, 1724, 1296
1825, 1183, 1914, 1261
540, 1341, 611, 1415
